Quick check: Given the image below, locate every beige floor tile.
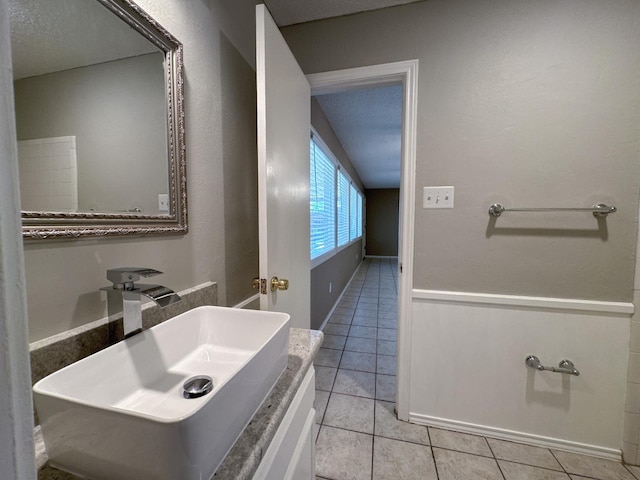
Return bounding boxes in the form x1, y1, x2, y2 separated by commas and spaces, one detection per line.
315, 366, 337, 392
316, 426, 373, 480
323, 393, 375, 434
377, 328, 397, 341
315, 348, 342, 368
323, 323, 350, 336
429, 428, 493, 457
374, 400, 430, 445
378, 304, 397, 315
357, 296, 378, 305
340, 351, 377, 373
339, 298, 359, 308
352, 316, 377, 327
626, 464, 640, 478
375, 374, 396, 401
329, 313, 353, 325
333, 369, 376, 398
345, 337, 377, 354
314, 390, 330, 424
378, 318, 397, 329
373, 436, 437, 480
499, 460, 570, 480
349, 325, 377, 339
334, 306, 356, 316
379, 290, 397, 299
434, 448, 503, 480
376, 355, 396, 375
552, 450, 636, 480
356, 305, 378, 316
323, 334, 347, 350
488, 438, 562, 471
377, 340, 397, 356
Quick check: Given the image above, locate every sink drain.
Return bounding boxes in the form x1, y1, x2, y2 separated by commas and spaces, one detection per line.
182, 375, 213, 399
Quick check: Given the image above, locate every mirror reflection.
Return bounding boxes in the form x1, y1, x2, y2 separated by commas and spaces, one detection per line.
10, 0, 169, 215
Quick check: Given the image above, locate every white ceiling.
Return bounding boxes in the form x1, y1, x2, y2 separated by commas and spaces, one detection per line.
263, 0, 424, 26
316, 85, 402, 189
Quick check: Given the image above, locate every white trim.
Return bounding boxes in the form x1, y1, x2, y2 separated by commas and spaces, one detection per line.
365, 255, 399, 260
0, 0, 37, 474
309, 59, 418, 422
311, 237, 362, 269
233, 293, 260, 309
318, 261, 364, 332
413, 289, 634, 315
409, 412, 622, 462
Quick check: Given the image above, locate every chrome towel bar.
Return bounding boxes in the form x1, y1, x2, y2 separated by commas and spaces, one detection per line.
525, 355, 580, 376
488, 203, 616, 218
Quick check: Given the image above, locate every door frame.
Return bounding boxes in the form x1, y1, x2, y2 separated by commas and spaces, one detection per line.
307, 60, 418, 421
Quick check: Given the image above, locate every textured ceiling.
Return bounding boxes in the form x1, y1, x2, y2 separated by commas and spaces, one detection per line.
263, 0, 424, 26
9, 0, 158, 80
316, 85, 402, 189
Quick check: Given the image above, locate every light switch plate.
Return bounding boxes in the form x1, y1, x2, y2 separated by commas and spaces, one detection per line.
423, 186, 454, 209
158, 194, 169, 212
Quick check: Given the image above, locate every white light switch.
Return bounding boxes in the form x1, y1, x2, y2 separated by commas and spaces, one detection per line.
423, 186, 454, 209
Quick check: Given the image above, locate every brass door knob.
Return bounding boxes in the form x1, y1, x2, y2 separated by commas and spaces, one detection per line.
252, 277, 261, 289
270, 276, 289, 292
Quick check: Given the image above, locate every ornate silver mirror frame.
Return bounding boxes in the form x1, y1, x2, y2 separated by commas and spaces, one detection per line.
21, 0, 187, 240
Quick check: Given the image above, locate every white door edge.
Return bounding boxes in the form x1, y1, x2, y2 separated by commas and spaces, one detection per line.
307, 60, 419, 421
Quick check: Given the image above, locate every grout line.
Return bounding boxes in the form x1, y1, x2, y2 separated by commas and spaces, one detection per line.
549, 449, 570, 475
485, 437, 507, 480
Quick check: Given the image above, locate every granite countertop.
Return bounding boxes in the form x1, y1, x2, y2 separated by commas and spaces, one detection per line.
36, 327, 324, 480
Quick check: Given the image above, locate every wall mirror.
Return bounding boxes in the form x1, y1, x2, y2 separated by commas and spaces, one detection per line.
9, 0, 187, 239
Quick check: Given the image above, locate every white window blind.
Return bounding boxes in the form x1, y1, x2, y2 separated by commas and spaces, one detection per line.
310, 138, 336, 260
310, 131, 364, 264
337, 171, 350, 247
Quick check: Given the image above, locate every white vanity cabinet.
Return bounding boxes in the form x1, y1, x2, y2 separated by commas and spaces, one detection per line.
252, 367, 316, 480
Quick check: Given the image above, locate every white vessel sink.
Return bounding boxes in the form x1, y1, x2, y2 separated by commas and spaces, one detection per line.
33, 306, 291, 480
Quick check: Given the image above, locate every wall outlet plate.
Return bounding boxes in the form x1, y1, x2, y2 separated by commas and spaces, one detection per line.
158, 194, 169, 212
423, 186, 454, 209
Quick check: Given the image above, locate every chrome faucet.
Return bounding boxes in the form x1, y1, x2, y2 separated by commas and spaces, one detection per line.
102, 267, 181, 338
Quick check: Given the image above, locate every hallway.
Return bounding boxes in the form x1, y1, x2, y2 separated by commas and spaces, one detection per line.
313, 258, 640, 480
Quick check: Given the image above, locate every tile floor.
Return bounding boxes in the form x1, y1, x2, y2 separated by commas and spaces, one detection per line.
313, 257, 640, 480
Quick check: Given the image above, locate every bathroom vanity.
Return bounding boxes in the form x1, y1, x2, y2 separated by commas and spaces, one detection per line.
35, 327, 322, 480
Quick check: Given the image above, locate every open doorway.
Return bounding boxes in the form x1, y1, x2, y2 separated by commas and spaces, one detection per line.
308, 61, 418, 420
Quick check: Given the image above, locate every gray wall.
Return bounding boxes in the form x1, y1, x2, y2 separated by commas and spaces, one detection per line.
283, 0, 640, 302
23, 0, 259, 341
311, 241, 362, 329
366, 188, 399, 257
310, 98, 365, 329
15, 53, 167, 213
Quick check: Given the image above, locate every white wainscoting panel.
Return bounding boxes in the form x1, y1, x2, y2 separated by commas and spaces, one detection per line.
410, 290, 631, 460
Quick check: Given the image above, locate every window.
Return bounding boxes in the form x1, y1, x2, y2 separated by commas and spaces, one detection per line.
310, 132, 363, 264
337, 171, 350, 247
310, 139, 335, 260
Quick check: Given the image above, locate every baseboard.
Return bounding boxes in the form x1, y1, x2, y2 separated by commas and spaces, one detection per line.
409, 412, 622, 461
233, 293, 260, 309
318, 261, 364, 332
364, 255, 398, 260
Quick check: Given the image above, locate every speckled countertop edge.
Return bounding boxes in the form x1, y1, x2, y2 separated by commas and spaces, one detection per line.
212, 327, 323, 479
35, 327, 324, 480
